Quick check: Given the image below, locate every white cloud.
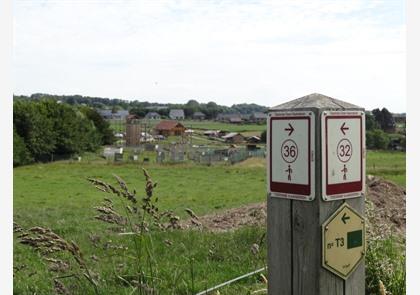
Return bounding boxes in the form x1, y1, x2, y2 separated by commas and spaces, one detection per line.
13, 0, 405, 112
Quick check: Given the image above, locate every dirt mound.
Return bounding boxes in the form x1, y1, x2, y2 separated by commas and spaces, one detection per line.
182, 203, 266, 232
183, 176, 405, 234
365, 175, 406, 236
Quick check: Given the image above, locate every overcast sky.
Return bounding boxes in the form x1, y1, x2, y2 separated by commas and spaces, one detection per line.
13, 0, 406, 112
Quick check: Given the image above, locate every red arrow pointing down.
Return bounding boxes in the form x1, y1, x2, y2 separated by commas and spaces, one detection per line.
285, 123, 294, 136
340, 122, 349, 135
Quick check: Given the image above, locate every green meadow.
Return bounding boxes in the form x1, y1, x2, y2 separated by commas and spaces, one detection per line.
13, 150, 405, 294
110, 119, 266, 133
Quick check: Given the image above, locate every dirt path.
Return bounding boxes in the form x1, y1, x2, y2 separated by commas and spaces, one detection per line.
182, 175, 406, 236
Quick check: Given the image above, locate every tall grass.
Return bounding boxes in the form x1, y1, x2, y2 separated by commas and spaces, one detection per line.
365, 198, 405, 295
366, 236, 405, 295
14, 169, 268, 294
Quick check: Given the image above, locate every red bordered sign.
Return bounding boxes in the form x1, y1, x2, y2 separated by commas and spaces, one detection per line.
268, 111, 315, 201
321, 111, 365, 201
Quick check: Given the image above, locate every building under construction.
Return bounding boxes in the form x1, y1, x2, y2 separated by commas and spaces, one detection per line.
125, 116, 152, 146
125, 118, 142, 146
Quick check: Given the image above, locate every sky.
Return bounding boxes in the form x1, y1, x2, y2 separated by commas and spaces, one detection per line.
13, 0, 406, 112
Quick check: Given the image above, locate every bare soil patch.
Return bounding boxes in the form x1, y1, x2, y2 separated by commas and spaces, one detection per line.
182, 175, 406, 235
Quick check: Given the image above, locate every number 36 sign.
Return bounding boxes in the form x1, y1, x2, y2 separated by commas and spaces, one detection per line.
268, 111, 315, 201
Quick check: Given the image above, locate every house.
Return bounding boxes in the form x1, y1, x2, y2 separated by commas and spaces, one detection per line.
250, 112, 266, 124
169, 109, 185, 120
229, 116, 242, 124
203, 130, 220, 137
155, 120, 186, 136
240, 114, 252, 122
98, 109, 129, 120
112, 110, 129, 120
246, 136, 261, 143
145, 112, 161, 120
97, 109, 113, 119
216, 113, 243, 124
222, 132, 245, 144
193, 111, 206, 120
218, 130, 229, 137
216, 113, 225, 121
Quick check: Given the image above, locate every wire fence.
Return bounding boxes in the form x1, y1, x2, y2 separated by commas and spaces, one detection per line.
44, 144, 266, 165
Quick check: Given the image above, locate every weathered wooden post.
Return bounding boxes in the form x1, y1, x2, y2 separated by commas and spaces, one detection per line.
267, 93, 366, 295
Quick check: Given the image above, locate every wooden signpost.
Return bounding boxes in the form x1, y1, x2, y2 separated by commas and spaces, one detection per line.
267, 93, 366, 295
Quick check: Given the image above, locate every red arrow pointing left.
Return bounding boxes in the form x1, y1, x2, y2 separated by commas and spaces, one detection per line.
340, 122, 349, 135
285, 123, 294, 136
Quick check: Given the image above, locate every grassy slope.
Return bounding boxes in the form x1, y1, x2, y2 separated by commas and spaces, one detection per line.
13, 150, 405, 294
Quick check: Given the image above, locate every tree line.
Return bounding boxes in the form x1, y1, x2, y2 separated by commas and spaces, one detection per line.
366, 108, 405, 150
14, 99, 115, 167
14, 94, 268, 119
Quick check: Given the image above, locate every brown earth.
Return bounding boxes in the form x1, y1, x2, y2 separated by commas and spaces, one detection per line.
182, 175, 406, 236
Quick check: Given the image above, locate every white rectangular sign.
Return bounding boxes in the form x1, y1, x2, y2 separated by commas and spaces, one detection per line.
321, 111, 365, 201
268, 111, 315, 201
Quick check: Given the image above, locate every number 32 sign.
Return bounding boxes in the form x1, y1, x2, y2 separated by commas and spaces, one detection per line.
321, 111, 365, 201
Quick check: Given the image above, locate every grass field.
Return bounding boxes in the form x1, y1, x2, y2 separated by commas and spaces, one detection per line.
13, 150, 405, 294
366, 150, 406, 187
109, 119, 266, 134
14, 161, 267, 294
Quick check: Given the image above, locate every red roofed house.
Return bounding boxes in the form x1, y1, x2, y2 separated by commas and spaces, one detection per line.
154, 120, 186, 136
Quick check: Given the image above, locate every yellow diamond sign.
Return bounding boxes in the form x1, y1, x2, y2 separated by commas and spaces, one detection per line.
322, 202, 365, 279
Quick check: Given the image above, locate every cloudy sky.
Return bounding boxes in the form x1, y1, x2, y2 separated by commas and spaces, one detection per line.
13, 0, 405, 112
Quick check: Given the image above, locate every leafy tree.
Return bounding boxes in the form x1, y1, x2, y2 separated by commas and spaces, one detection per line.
13, 100, 57, 160
372, 108, 396, 132
202, 101, 221, 119
186, 99, 200, 109
231, 103, 268, 114
13, 127, 32, 166
13, 100, 104, 166
14, 93, 270, 120
157, 108, 169, 117
80, 107, 115, 145
366, 113, 379, 131
366, 129, 390, 150
129, 107, 147, 118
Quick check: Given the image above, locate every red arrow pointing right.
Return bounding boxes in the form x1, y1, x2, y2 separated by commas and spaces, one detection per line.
340, 122, 349, 135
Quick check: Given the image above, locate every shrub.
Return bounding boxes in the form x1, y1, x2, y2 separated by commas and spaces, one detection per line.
366, 129, 390, 150
260, 130, 267, 143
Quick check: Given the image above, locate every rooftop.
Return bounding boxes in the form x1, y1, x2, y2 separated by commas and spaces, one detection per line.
155, 120, 184, 130
222, 132, 241, 139
169, 109, 185, 117
270, 93, 361, 110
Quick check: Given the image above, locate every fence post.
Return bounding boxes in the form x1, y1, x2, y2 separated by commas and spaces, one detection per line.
267, 93, 366, 295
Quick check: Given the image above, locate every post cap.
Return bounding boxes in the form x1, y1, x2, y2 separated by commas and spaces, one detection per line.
270, 93, 363, 111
